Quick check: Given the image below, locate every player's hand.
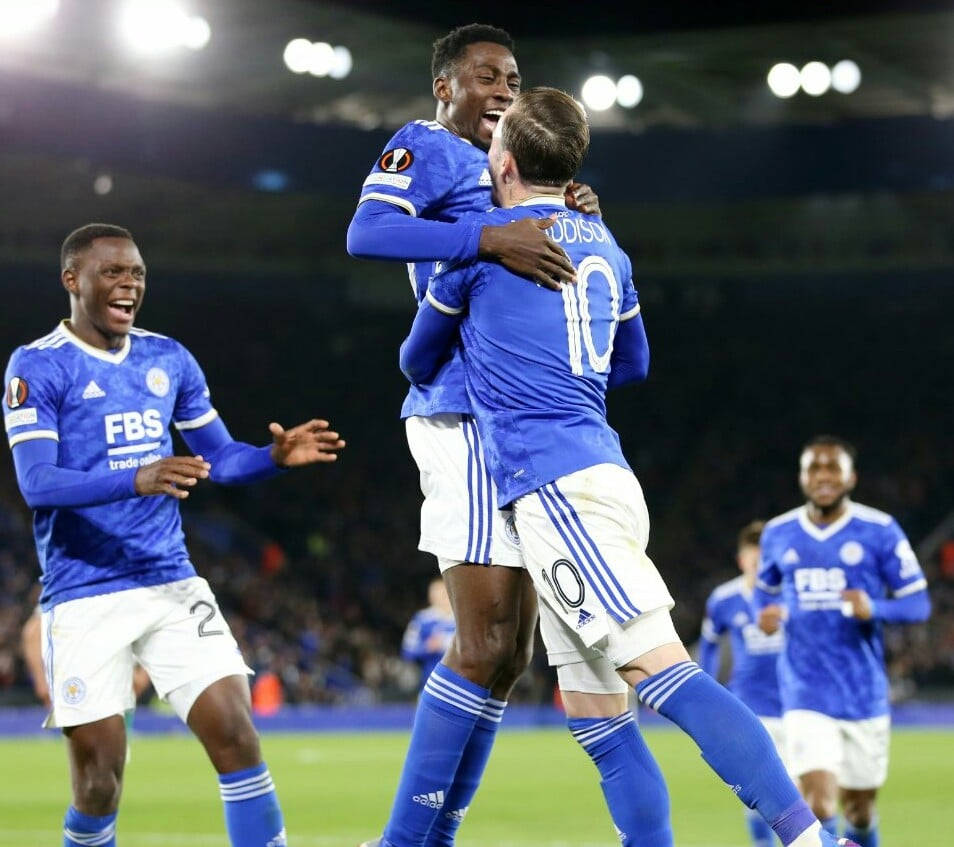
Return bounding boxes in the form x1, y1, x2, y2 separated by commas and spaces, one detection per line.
33, 678, 51, 709
478, 217, 576, 290
269, 419, 346, 467
841, 589, 873, 620
565, 181, 601, 217
134, 456, 210, 499
757, 604, 786, 634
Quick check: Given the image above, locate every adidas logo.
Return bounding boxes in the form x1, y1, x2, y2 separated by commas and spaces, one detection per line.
444, 806, 469, 823
782, 548, 801, 565
81, 380, 106, 400
412, 790, 445, 809
478, 168, 492, 186
265, 829, 287, 847
576, 608, 595, 629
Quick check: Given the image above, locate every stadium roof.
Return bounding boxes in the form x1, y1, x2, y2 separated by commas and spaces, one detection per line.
0, 0, 952, 131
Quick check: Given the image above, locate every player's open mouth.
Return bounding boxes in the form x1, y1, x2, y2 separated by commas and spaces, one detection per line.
481, 109, 505, 132
108, 299, 136, 321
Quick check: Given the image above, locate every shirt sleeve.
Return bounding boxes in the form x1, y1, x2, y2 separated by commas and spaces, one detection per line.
878, 520, 928, 598
427, 262, 476, 316
754, 532, 784, 607
3, 348, 61, 449
618, 252, 640, 321
357, 123, 455, 218
172, 344, 219, 433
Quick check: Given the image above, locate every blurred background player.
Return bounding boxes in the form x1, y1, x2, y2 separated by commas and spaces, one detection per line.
700, 521, 786, 847
401, 577, 456, 690
348, 23, 603, 847
400, 86, 855, 847
3, 223, 346, 847
756, 436, 931, 847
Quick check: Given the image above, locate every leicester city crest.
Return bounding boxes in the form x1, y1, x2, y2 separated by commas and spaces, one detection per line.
146, 367, 170, 397
62, 677, 87, 705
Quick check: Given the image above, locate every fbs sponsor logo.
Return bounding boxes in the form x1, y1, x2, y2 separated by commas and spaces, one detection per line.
412, 790, 445, 809
6, 376, 28, 409
82, 380, 106, 400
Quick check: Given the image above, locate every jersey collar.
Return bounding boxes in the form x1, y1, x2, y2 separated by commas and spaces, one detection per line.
515, 195, 567, 208
60, 319, 132, 364
796, 501, 854, 541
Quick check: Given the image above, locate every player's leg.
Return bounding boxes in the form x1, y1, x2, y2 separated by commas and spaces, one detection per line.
783, 710, 844, 835
42, 594, 140, 847
837, 715, 889, 847
137, 577, 285, 847
424, 565, 536, 847
741, 717, 787, 847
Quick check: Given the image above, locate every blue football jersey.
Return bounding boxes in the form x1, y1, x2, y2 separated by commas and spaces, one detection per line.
401, 606, 456, 685
426, 198, 640, 506
758, 501, 928, 719
702, 576, 784, 717
357, 119, 492, 419
3, 322, 217, 609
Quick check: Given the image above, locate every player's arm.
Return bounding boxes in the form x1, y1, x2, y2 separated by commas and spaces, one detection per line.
401, 615, 428, 661
565, 181, 602, 217
179, 416, 345, 484
698, 610, 724, 680
753, 539, 786, 633
20, 608, 50, 708
841, 589, 931, 623
607, 313, 649, 389
399, 297, 462, 385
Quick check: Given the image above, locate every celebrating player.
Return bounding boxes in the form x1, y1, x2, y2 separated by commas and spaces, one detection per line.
701, 521, 787, 847
2, 223, 345, 847
348, 23, 601, 847
399, 87, 857, 847
756, 437, 930, 847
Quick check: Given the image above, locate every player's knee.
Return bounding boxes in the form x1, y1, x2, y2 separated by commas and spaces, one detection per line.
455, 622, 518, 681
74, 768, 121, 814
804, 791, 838, 822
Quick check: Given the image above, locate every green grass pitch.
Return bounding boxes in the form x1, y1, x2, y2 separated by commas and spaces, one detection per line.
0, 727, 949, 846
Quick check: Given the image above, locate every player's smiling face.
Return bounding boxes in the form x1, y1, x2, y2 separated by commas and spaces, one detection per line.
63, 237, 146, 350
435, 41, 520, 150
799, 445, 856, 512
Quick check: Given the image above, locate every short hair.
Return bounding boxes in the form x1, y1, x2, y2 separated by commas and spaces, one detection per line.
61, 223, 134, 271
501, 87, 590, 187
737, 520, 765, 550
801, 434, 858, 465
431, 23, 514, 79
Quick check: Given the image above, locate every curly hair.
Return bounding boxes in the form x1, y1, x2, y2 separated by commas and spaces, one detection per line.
431, 23, 514, 79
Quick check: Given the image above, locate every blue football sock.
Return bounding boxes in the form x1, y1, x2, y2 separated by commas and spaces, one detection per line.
636, 662, 814, 846
218, 762, 286, 847
569, 712, 673, 847
844, 817, 879, 847
423, 697, 505, 847
820, 816, 838, 836
382, 663, 489, 847
63, 806, 117, 847
745, 806, 776, 847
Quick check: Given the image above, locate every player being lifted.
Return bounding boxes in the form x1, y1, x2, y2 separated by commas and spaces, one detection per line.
2, 223, 346, 847
399, 87, 858, 847
348, 23, 600, 847
700, 521, 787, 847
756, 437, 930, 847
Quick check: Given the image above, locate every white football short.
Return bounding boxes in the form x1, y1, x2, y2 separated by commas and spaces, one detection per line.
782, 709, 890, 789
759, 716, 791, 774
405, 413, 522, 570
41, 576, 252, 728
515, 463, 676, 680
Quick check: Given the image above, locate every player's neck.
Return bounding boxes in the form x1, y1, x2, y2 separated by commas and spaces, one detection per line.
65, 317, 126, 352
503, 184, 565, 208
805, 498, 849, 526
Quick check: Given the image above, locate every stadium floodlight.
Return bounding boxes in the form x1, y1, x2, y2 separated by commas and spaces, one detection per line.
329, 45, 353, 80
767, 63, 800, 98
831, 59, 861, 94
283, 38, 313, 74
118, 1, 210, 54
307, 41, 336, 77
800, 61, 831, 97
581, 75, 617, 112
93, 174, 114, 196
0, 0, 59, 39
616, 74, 643, 108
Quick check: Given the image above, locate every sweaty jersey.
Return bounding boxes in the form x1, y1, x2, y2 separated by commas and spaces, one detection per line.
401, 606, 456, 685
3, 322, 216, 608
357, 119, 492, 419
426, 197, 640, 506
702, 576, 783, 717
757, 501, 928, 719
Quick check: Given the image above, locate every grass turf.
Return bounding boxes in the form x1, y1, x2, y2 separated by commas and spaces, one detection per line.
0, 726, 949, 846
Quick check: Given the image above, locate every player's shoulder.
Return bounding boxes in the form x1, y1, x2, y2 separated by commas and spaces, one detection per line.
129, 326, 188, 354
8, 324, 72, 372
848, 501, 895, 527
388, 119, 456, 151
710, 575, 745, 603
763, 505, 804, 532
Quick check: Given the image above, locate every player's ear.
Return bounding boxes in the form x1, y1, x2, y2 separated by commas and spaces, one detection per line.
433, 76, 451, 104
501, 150, 518, 184
61, 266, 78, 295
